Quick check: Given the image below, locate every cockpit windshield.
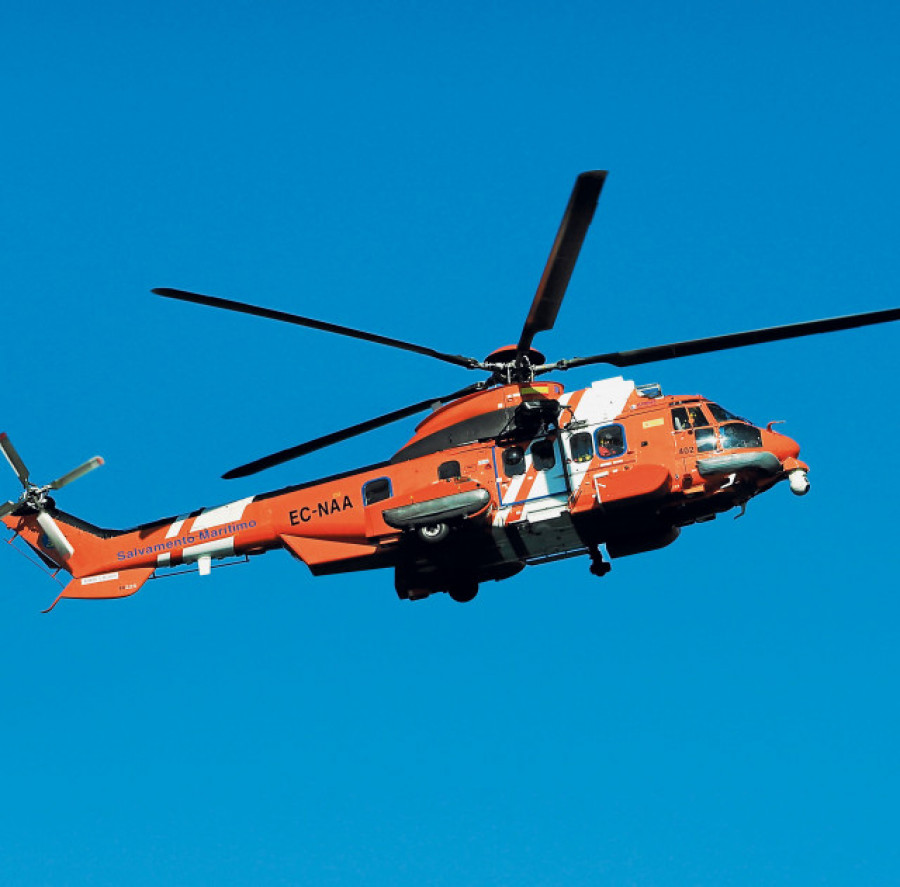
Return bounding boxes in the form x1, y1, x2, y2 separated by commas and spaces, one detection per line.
707, 403, 747, 423
671, 402, 763, 452
719, 422, 762, 450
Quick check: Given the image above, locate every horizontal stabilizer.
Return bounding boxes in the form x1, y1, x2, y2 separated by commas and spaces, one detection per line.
44, 566, 155, 612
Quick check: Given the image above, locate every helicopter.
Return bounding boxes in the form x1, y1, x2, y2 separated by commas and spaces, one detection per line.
3, 170, 900, 609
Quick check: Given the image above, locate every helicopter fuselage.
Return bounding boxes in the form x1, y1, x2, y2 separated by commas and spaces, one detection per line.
2, 375, 808, 607
17, 167, 888, 610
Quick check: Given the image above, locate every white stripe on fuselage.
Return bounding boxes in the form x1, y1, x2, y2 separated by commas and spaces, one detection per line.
166, 517, 188, 539
493, 377, 636, 531
190, 497, 254, 532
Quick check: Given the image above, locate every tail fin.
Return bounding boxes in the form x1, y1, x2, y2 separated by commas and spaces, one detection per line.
0, 434, 142, 608
4, 506, 110, 573
3, 507, 155, 609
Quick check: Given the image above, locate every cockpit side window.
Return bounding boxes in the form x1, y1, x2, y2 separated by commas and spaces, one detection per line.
672, 404, 712, 431
689, 405, 710, 427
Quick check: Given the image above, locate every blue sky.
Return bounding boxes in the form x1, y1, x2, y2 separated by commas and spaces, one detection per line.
2, 2, 900, 884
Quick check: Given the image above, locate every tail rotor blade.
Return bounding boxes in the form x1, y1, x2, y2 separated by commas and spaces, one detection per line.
0, 433, 30, 486
35, 510, 75, 559
49, 456, 105, 491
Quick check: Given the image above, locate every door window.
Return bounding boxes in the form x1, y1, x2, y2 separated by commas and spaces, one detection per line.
502, 446, 526, 477
694, 426, 717, 453
531, 439, 556, 471
568, 432, 594, 464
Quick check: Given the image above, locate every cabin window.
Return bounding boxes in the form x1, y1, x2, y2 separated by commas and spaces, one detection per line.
531, 439, 556, 471
438, 460, 461, 480
719, 422, 762, 450
595, 424, 626, 459
363, 477, 392, 505
502, 446, 526, 477
569, 432, 594, 464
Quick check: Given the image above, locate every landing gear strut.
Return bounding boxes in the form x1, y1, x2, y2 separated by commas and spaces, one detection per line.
589, 545, 611, 578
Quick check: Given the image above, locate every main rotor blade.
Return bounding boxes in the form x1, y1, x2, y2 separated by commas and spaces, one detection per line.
0, 500, 18, 519
0, 433, 30, 486
518, 171, 607, 355
155, 288, 482, 370
542, 306, 900, 373
223, 382, 487, 479
49, 456, 105, 491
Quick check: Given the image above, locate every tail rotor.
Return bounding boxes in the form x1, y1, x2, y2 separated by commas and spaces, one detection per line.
0, 433, 104, 560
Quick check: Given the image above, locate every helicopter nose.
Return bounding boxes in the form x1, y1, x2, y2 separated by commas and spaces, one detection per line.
761, 427, 801, 462
761, 427, 810, 495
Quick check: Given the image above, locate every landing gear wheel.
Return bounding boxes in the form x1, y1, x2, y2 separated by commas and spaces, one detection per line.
448, 579, 479, 603
417, 522, 449, 544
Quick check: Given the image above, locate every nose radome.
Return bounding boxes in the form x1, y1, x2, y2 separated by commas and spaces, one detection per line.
761, 428, 801, 461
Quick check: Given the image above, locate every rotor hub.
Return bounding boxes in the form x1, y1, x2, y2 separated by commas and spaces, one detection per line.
484, 344, 546, 365
483, 345, 546, 384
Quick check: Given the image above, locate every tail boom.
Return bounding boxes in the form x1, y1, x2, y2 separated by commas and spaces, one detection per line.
2, 496, 275, 607
4, 469, 395, 608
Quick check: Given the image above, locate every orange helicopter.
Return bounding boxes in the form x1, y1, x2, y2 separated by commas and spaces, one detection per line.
3, 171, 900, 608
